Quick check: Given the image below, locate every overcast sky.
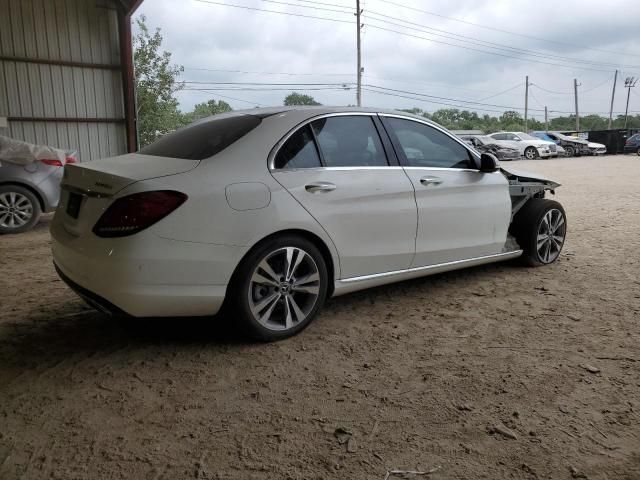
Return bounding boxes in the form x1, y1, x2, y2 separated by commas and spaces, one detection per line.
135, 0, 640, 120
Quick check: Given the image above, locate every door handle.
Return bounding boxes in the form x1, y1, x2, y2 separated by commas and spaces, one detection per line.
305, 182, 336, 193
420, 176, 443, 186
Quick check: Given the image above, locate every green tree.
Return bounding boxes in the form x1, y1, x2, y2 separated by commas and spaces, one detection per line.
184, 99, 233, 123
133, 15, 185, 147
283, 92, 321, 106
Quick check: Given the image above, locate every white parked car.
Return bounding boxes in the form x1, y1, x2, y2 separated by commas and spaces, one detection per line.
488, 132, 555, 159
587, 141, 607, 155
51, 108, 567, 340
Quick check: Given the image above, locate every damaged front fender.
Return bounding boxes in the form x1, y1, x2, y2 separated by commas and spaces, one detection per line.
501, 166, 561, 219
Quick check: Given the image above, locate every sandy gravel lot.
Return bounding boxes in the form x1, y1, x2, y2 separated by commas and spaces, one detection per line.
1, 155, 639, 480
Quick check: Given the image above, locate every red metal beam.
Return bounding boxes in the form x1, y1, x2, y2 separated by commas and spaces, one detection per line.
8, 117, 125, 123
118, 10, 137, 152
0, 55, 120, 70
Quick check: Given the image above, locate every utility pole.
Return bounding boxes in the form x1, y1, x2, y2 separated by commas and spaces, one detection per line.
574, 78, 580, 131
608, 70, 618, 129
356, 0, 362, 107
545, 106, 548, 132
624, 76, 637, 129
524, 75, 529, 131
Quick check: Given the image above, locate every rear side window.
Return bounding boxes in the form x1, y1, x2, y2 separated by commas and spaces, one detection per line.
384, 117, 473, 169
274, 125, 322, 169
139, 114, 261, 160
311, 116, 388, 167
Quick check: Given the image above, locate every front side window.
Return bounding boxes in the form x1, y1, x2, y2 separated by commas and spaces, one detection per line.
491, 133, 506, 140
274, 125, 322, 169
384, 117, 473, 169
311, 116, 388, 167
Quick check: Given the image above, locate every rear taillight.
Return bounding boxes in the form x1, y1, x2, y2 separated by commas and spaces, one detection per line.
40, 156, 77, 167
93, 190, 187, 238
40, 159, 64, 167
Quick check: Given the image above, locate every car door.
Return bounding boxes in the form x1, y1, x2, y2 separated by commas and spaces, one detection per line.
270, 114, 417, 279
380, 115, 511, 267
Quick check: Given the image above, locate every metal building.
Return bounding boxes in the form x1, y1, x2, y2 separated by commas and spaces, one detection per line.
0, 0, 142, 161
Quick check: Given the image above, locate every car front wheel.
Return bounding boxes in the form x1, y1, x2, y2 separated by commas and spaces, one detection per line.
229, 235, 328, 341
565, 146, 575, 157
510, 199, 567, 267
0, 185, 42, 234
524, 147, 538, 160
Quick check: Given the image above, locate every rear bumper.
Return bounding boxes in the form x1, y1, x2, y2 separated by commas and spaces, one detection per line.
51, 222, 244, 317
623, 145, 639, 154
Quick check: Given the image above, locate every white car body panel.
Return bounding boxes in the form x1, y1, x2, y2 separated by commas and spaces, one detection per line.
51, 107, 555, 318
488, 132, 552, 158
272, 167, 417, 278
401, 167, 511, 267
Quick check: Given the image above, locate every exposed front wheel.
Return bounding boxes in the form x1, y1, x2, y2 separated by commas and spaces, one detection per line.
510, 199, 567, 267
230, 235, 328, 341
564, 146, 575, 157
524, 147, 538, 160
0, 185, 42, 234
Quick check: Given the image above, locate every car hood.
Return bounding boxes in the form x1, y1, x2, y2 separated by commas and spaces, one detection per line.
500, 166, 560, 189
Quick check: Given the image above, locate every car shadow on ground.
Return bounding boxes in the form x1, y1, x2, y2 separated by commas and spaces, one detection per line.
0, 260, 524, 375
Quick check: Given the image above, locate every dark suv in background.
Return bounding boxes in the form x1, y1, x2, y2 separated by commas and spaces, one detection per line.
624, 133, 640, 155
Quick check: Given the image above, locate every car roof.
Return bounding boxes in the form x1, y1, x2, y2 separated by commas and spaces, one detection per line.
229, 105, 437, 123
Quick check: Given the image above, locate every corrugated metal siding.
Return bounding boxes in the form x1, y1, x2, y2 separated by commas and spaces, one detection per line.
0, 0, 126, 161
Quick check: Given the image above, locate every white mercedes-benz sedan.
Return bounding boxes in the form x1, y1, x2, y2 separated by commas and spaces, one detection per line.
51, 107, 567, 340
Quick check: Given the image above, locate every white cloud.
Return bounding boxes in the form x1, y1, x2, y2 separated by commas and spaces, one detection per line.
136, 0, 640, 117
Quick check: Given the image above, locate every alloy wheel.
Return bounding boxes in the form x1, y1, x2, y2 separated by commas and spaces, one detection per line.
0, 192, 33, 228
525, 148, 537, 160
248, 247, 321, 331
536, 208, 566, 264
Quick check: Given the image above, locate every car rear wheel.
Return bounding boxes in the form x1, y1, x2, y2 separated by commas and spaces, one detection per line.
565, 146, 575, 157
0, 185, 41, 234
524, 147, 538, 160
510, 199, 566, 267
637, 147, 640, 156
229, 235, 328, 341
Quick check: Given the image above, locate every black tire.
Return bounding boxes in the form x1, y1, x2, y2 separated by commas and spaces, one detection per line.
524, 146, 538, 160
510, 198, 567, 267
0, 185, 42, 234
564, 145, 575, 157
636, 147, 640, 156
227, 235, 329, 341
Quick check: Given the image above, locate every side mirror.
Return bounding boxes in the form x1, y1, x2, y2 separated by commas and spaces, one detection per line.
480, 153, 499, 172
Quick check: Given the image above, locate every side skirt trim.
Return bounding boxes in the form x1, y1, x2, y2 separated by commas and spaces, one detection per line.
332, 250, 522, 296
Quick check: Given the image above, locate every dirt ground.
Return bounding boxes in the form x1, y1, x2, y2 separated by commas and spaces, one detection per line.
1, 155, 639, 480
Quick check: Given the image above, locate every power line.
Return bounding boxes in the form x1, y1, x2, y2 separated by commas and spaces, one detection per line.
183, 81, 353, 86
368, 0, 640, 59
362, 10, 639, 70
179, 88, 268, 107
193, 0, 352, 24
183, 67, 352, 76
259, 0, 353, 14
364, 24, 617, 73
475, 83, 524, 102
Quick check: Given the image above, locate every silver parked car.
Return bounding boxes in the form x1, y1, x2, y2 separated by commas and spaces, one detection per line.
51, 107, 567, 341
0, 137, 76, 233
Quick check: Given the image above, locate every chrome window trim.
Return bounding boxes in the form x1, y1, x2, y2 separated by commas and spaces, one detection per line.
271, 166, 405, 173
268, 112, 381, 171
268, 111, 483, 172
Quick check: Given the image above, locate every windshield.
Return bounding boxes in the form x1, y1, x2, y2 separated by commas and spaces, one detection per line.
534, 133, 554, 142
139, 114, 262, 160
517, 133, 540, 141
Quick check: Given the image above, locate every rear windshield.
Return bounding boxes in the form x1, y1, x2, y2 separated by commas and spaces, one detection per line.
139, 114, 261, 160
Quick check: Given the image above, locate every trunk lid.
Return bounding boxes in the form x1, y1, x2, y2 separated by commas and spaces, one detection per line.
61, 153, 199, 197
55, 153, 198, 237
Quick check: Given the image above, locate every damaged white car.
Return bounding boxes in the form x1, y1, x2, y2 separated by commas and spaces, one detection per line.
51, 108, 566, 340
